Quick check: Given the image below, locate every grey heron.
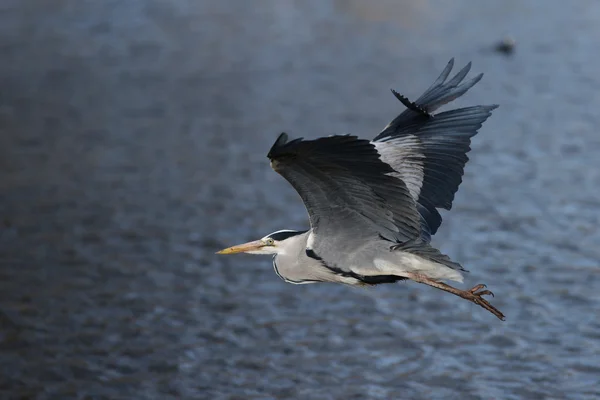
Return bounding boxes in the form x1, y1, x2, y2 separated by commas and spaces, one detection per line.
217, 59, 504, 320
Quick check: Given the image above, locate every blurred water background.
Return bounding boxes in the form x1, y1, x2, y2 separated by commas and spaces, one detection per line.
1, 1, 600, 399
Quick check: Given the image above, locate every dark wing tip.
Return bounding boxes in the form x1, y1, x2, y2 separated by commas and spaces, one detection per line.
481, 104, 500, 116
428, 58, 455, 89
390, 89, 432, 118
471, 72, 484, 84
267, 132, 289, 159
268, 132, 307, 160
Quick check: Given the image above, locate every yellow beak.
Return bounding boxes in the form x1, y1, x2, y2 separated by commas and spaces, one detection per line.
216, 240, 265, 254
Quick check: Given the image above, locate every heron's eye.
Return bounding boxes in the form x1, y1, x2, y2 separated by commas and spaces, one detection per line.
265, 238, 275, 246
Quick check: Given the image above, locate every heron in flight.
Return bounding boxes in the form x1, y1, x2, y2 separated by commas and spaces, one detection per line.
217, 59, 504, 320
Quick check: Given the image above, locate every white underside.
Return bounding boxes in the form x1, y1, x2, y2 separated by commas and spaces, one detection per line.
371, 253, 464, 283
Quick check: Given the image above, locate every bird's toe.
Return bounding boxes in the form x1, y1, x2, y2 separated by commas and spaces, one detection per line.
469, 283, 487, 293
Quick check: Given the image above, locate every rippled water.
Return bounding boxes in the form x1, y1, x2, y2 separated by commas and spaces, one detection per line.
1, 1, 600, 399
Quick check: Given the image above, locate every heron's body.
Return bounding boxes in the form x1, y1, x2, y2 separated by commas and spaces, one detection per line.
271, 230, 463, 285
218, 59, 505, 320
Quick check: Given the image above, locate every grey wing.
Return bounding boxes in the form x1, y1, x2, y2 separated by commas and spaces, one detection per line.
267, 133, 421, 265
372, 59, 498, 240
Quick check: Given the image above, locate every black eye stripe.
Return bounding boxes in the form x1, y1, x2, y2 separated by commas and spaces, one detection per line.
267, 230, 307, 241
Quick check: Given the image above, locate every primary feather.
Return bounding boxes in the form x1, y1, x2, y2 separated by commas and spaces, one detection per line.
373, 58, 498, 240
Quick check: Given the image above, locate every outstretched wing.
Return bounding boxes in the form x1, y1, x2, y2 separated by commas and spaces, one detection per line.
373, 59, 498, 240
267, 133, 421, 262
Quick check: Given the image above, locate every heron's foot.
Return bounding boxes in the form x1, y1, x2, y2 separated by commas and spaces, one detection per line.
469, 283, 494, 297
403, 273, 506, 321
464, 284, 504, 321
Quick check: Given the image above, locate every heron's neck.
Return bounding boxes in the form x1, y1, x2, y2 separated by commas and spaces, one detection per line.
272, 230, 326, 284
273, 230, 310, 258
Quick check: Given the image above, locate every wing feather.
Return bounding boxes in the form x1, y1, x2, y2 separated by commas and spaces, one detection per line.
267, 133, 421, 259
372, 60, 497, 239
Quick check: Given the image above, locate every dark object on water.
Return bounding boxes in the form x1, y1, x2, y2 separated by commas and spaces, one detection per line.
495, 37, 516, 55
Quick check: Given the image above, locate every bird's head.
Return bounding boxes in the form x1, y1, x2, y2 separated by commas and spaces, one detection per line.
216, 230, 306, 256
